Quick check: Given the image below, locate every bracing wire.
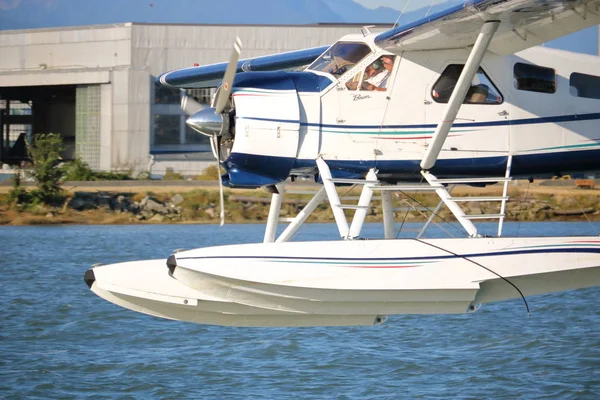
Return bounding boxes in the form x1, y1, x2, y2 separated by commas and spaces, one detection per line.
425, 0, 438, 17
561, 177, 599, 236
395, 198, 413, 238
405, 200, 457, 238
393, 0, 413, 29
398, 190, 468, 237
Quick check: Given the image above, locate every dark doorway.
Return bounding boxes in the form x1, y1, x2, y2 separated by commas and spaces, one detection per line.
0, 85, 76, 165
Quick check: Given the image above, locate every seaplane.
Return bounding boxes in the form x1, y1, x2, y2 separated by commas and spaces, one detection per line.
85, 0, 600, 327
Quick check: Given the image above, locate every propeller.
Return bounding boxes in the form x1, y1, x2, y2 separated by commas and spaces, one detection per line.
180, 89, 208, 116
186, 36, 242, 226
214, 36, 242, 114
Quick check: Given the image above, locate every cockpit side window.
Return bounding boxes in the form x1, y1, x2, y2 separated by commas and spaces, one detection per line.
346, 55, 397, 91
309, 42, 372, 78
432, 64, 503, 104
359, 55, 396, 91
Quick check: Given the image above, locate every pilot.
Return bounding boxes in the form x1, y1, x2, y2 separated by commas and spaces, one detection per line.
362, 56, 394, 91
376, 56, 395, 88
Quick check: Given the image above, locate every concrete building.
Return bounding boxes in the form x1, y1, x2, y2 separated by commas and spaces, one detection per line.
0, 22, 391, 176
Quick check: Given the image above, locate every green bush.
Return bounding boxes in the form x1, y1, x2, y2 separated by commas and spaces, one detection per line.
93, 170, 133, 181
162, 169, 185, 180
61, 158, 95, 181
7, 170, 31, 206
136, 171, 151, 180
27, 133, 65, 205
194, 165, 222, 181
61, 158, 133, 181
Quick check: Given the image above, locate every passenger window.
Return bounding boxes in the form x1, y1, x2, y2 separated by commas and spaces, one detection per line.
570, 72, 600, 100
514, 63, 556, 94
359, 55, 396, 92
432, 64, 503, 104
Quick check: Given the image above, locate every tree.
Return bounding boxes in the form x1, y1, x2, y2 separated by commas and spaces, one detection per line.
27, 133, 64, 204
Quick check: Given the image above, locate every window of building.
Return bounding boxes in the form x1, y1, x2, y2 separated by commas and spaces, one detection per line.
570, 72, 600, 100
514, 63, 556, 94
432, 65, 503, 104
154, 83, 180, 104
185, 125, 210, 145
151, 83, 213, 153
8, 100, 32, 116
153, 115, 181, 145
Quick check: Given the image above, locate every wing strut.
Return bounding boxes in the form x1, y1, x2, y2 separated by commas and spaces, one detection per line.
420, 21, 500, 171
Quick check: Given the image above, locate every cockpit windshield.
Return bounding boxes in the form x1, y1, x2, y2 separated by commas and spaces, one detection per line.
308, 42, 372, 78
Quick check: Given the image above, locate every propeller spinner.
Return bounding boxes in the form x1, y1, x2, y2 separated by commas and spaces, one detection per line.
186, 37, 241, 139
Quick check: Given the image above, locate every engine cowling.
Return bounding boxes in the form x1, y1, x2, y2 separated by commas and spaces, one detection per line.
187, 71, 332, 188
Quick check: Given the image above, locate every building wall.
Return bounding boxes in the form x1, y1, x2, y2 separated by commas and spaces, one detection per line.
0, 25, 132, 72
131, 24, 388, 77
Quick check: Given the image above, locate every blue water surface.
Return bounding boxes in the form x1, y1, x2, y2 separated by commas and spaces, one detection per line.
1, 222, 599, 399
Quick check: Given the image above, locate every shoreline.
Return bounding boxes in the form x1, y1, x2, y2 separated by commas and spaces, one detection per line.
1, 180, 598, 226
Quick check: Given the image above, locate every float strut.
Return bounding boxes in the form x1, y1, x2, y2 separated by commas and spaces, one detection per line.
382, 190, 395, 239
263, 183, 286, 243
276, 187, 327, 243
349, 169, 378, 239
497, 154, 513, 237
316, 157, 350, 239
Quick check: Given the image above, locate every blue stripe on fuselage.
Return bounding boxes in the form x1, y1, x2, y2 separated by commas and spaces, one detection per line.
237, 112, 600, 129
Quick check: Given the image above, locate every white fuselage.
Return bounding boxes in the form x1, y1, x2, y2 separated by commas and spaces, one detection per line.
229, 37, 600, 183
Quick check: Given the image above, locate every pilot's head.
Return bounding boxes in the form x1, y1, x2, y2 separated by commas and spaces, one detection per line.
381, 56, 394, 71
371, 60, 383, 71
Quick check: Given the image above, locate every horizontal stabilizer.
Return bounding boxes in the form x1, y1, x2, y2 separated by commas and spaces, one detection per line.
376, 0, 600, 56
159, 45, 329, 88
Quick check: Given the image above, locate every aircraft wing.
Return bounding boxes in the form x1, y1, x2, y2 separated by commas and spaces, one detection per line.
159, 45, 329, 88
375, 0, 600, 56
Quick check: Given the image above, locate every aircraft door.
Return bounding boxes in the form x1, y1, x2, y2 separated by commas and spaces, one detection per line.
335, 55, 397, 160
424, 64, 510, 174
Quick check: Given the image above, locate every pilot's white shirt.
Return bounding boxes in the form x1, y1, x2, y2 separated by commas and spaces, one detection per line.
366, 70, 389, 87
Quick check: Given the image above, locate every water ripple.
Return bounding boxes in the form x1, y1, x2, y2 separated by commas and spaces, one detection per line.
0, 223, 599, 399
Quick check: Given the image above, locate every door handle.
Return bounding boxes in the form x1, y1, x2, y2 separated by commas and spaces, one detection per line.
498, 110, 509, 116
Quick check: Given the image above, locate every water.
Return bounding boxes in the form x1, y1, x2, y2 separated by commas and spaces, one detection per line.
1, 222, 599, 399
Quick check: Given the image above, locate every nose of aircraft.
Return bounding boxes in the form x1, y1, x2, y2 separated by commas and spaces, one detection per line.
84, 268, 96, 289
186, 107, 226, 137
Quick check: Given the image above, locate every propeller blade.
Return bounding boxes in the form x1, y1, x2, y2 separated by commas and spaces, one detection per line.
214, 37, 242, 114
181, 89, 208, 115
